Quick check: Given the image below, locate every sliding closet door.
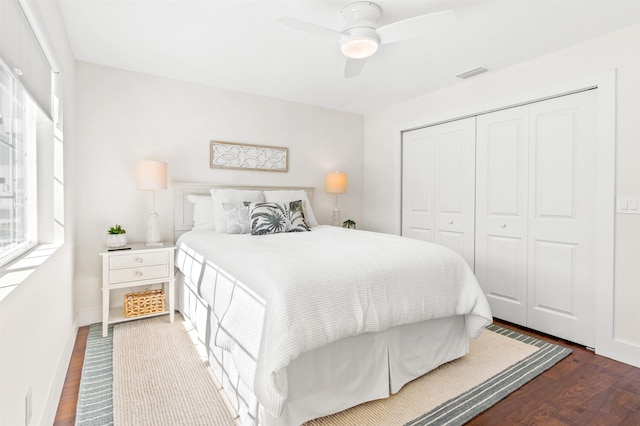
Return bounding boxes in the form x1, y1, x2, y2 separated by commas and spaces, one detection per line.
433, 119, 476, 267
526, 91, 597, 347
402, 127, 436, 242
476, 90, 597, 346
402, 118, 476, 268
475, 106, 529, 326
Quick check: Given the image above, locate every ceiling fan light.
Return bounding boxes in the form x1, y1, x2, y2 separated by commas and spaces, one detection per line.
341, 37, 378, 59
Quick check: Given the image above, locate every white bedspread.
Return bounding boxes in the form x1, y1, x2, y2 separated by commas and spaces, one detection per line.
176, 226, 492, 418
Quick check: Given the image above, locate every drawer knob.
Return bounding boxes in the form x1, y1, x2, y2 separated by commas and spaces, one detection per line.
500, 224, 507, 228
448, 220, 453, 225
135, 258, 144, 263
135, 271, 143, 277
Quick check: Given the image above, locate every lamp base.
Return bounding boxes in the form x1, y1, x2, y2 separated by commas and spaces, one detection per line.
146, 211, 162, 246
331, 209, 341, 227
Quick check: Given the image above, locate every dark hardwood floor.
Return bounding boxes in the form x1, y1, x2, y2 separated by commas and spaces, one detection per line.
55, 320, 640, 425
466, 322, 640, 425
53, 326, 88, 426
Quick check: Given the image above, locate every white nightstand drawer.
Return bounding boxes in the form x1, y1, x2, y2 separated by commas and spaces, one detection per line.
109, 251, 168, 269
109, 264, 169, 284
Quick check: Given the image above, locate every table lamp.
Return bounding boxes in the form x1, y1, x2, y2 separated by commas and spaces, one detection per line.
326, 171, 347, 226
136, 160, 167, 246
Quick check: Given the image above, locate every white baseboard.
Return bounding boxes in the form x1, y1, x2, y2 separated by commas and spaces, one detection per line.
597, 339, 640, 369
76, 307, 101, 327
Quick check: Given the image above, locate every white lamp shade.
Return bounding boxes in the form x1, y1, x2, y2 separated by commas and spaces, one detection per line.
326, 172, 347, 194
136, 160, 167, 190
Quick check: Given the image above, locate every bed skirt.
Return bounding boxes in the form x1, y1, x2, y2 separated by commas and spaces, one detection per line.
176, 271, 469, 426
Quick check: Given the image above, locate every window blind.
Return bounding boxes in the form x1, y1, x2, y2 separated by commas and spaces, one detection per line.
0, 0, 52, 118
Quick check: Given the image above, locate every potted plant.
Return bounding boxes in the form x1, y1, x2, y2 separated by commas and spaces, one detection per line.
106, 224, 127, 248
342, 219, 356, 229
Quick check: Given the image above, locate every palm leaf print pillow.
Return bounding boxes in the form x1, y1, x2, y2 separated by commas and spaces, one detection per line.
250, 201, 311, 235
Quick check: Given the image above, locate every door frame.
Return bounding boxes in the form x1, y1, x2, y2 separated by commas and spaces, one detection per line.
397, 70, 639, 367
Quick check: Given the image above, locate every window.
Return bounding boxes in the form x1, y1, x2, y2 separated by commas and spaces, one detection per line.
0, 61, 38, 266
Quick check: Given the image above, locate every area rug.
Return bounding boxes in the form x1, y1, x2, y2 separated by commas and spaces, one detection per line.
112, 316, 236, 425
75, 323, 114, 425
76, 317, 571, 426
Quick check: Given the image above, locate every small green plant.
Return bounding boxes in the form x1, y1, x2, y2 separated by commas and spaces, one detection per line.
107, 224, 126, 235
343, 219, 356, 229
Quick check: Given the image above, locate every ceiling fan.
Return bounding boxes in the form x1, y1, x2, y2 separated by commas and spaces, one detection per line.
278, 1, 455, 78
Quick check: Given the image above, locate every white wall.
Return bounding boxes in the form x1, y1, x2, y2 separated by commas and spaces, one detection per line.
363, 25, 640, 353
0, 1, 77, 425
74, 62, 364, 323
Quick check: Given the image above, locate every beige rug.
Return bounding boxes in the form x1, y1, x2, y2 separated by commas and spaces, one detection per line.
112, 316, 543, 426
112, 315, 236, 426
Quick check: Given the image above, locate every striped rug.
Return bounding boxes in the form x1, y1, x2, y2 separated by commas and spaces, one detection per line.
76, 320, 571, 426
75, 323, 114, 426
404, 324, 572, 426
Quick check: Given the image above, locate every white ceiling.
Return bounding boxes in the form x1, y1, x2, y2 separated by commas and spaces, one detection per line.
56, 0, 640, 114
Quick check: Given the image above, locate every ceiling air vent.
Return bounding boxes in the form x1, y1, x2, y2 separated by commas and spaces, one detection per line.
456, 66, 488, 79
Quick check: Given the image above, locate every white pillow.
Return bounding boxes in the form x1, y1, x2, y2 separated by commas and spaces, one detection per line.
211, 189, 265, 233
223, 202, 251, 234
187, 194, 215, 231
263, 190, 318, 227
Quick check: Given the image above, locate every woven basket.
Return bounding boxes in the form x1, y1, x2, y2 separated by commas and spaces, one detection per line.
124, 289, 165, 318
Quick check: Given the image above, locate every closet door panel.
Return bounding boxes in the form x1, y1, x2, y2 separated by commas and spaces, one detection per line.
485, 235, 525, 314
487, 126, 521, 216
433, 118, 476, 268
438, 231, 466, 259
534, 112, 576, 217
476, 106, 529, 326
402, 127, 435, 241
402, 118, 475, 269
527, 90, 597, 347
532, 240, 577, 314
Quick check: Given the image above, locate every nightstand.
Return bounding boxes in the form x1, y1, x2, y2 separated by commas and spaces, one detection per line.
99, 243, 176, 337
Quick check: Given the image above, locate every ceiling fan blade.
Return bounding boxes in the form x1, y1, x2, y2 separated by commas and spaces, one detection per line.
277, 17, 343, 41
376, 9, 455, 44
344, 58, 367, 78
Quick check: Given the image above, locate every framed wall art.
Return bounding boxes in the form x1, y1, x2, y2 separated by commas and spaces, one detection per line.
209, 141, 288, 172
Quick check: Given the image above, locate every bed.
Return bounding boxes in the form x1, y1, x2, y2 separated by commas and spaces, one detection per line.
173, 183, 492, 426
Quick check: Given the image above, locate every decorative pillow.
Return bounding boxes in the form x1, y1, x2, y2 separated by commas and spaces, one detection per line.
187, 194, 216, 231
211, 189, 265, 233
250, 201, 311, 235
223, 202, 251, 234
263, 190, 318, 227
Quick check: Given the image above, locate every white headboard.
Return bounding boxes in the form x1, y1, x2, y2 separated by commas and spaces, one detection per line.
173, 182, 315, 240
